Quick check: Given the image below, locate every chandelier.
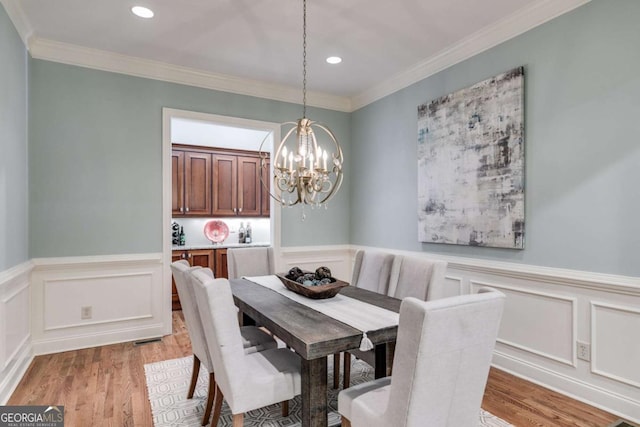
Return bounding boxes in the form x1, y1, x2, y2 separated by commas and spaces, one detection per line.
260, 0, 343, 211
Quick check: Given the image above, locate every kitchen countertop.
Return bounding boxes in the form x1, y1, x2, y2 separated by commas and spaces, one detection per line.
172, 242, 270, 251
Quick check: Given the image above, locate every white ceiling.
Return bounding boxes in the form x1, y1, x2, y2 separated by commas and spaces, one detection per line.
4, 0, 588, 111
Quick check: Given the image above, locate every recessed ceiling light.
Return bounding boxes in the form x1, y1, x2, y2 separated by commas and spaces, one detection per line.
326, 56, 342, 65
131, 6, 154, 18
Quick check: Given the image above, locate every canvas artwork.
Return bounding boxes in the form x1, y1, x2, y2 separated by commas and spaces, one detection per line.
417, 67, 525, 249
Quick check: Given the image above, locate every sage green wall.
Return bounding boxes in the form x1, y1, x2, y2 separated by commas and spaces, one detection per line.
29, 60, 350, 257
350, 0, 640, 276
0, 4, 28, 271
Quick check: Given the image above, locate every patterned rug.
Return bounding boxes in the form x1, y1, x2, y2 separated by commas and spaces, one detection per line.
144, 355, 512, 427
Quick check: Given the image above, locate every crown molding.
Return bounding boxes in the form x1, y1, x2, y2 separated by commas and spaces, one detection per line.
351, 0, 592, 111
28, 37, 352, 113
0, 0, 33, 46
6, 0, 589, 113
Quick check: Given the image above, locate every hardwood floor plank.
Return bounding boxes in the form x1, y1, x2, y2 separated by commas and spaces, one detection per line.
8, 311, 624, 426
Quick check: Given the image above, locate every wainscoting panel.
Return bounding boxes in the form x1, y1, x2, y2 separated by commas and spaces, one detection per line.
31, 254, 165, 355
591, 301, 640, 388
443, 275, 464, 298
471, 281, 576, 367
43, 272, 153, 331
349, 245, 640, 423
0, 261, 33, 404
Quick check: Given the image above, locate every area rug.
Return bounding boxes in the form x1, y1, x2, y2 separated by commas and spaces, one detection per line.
145, 355, 513, 427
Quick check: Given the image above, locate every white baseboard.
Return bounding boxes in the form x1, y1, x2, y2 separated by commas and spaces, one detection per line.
0, 339, 33, 405
32, 323, 165, 356
493, 350, 640, 424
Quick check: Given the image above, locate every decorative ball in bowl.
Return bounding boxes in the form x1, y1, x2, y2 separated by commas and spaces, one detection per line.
276, 266, 348, 299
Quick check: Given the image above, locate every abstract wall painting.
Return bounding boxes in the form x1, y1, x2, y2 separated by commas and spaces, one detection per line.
417, 67, 525, 249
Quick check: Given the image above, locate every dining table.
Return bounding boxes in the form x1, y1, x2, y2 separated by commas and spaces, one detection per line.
230, 277, 401, 427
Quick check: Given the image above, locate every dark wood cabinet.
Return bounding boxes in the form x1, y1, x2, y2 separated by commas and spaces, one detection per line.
212, 151, 269, 217
171, 249, 215, 310
215, 248, 228, 279
237, 156, 261, 217
212, 154, 238, 216
172, 149, 212, 216
261, 158, 271, 217
173, 144, 270, 218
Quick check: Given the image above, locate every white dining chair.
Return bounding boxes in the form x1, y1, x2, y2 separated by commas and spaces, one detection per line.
170, 261, 277, 425
227, 246, 275, 279
351, 250, 395, 294
191, 270, 301, 427
338, 288, 505, 427
387, 255, 448, 301
337, 250, 394, 388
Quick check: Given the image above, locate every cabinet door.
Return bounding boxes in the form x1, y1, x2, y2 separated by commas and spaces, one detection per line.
237, 156, 261, 217
171, 150, 185, 216
215, 249, 228, 279
184, 152, 212, 215
260, 157, 271, 217
212, 154, 238, 216
189, 249, 214, 272
171, 251, 185, 310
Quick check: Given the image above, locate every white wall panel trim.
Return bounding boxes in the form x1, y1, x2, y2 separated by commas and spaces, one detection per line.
32, 324, 165, 356
444, 275, 465, 295
31, 253, 162, 270
591, 301, 640, 389
0, 341, 33, 405
472, 280, 578, 367
352, 245, 640, 295
0, 261, 33, 285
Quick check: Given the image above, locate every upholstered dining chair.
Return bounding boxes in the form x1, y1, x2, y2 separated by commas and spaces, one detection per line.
170, 261, 277, 425
227, 246, 275, 279
338, 288, 505, 427
191, 270, 301, 427
387, 255, 448, 301
336, 250, 394, 388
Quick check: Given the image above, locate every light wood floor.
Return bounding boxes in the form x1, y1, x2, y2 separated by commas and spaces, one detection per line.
9, 311, 622, 426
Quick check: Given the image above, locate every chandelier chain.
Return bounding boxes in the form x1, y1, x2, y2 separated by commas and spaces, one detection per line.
302, 0, 307, 118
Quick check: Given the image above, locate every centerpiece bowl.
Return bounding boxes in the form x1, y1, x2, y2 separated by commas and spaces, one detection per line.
276, 272, 348, 299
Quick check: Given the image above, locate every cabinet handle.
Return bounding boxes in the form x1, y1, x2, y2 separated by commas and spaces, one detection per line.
185, 207, 190, 212
233, 208, 237, 214
238, 207, 242, 213
181, 253, 186, 259
179, 207, 184, 213
187, 253, 192, 259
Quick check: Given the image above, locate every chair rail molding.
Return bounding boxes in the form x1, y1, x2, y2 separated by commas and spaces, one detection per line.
0, 261, 34, 404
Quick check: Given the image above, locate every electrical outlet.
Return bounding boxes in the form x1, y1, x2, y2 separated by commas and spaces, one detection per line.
81, 306, 92, 320
577, 341, 591, 361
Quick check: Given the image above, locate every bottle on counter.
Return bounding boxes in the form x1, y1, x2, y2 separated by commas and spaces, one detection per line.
238, 222, 246, 244
179, 226, 186, 246
245, 222, 252, 244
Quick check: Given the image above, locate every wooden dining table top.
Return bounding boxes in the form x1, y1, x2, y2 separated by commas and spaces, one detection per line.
230, 276, 402, 427
229, 277, 402, 360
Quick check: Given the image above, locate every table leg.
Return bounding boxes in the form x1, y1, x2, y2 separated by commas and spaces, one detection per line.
374, 343, 387, 379
301, 357, 328, 427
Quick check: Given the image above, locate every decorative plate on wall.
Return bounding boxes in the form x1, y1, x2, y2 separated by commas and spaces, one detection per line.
204, 220, 229, 244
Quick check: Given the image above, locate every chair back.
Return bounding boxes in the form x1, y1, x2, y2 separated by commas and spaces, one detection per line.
170, 260, 213, 371
351, 250, 394, 295
387, 289, 504, 427
190, 270, 248, 410
387, 255, 448, 301
227, 246, 275, 279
